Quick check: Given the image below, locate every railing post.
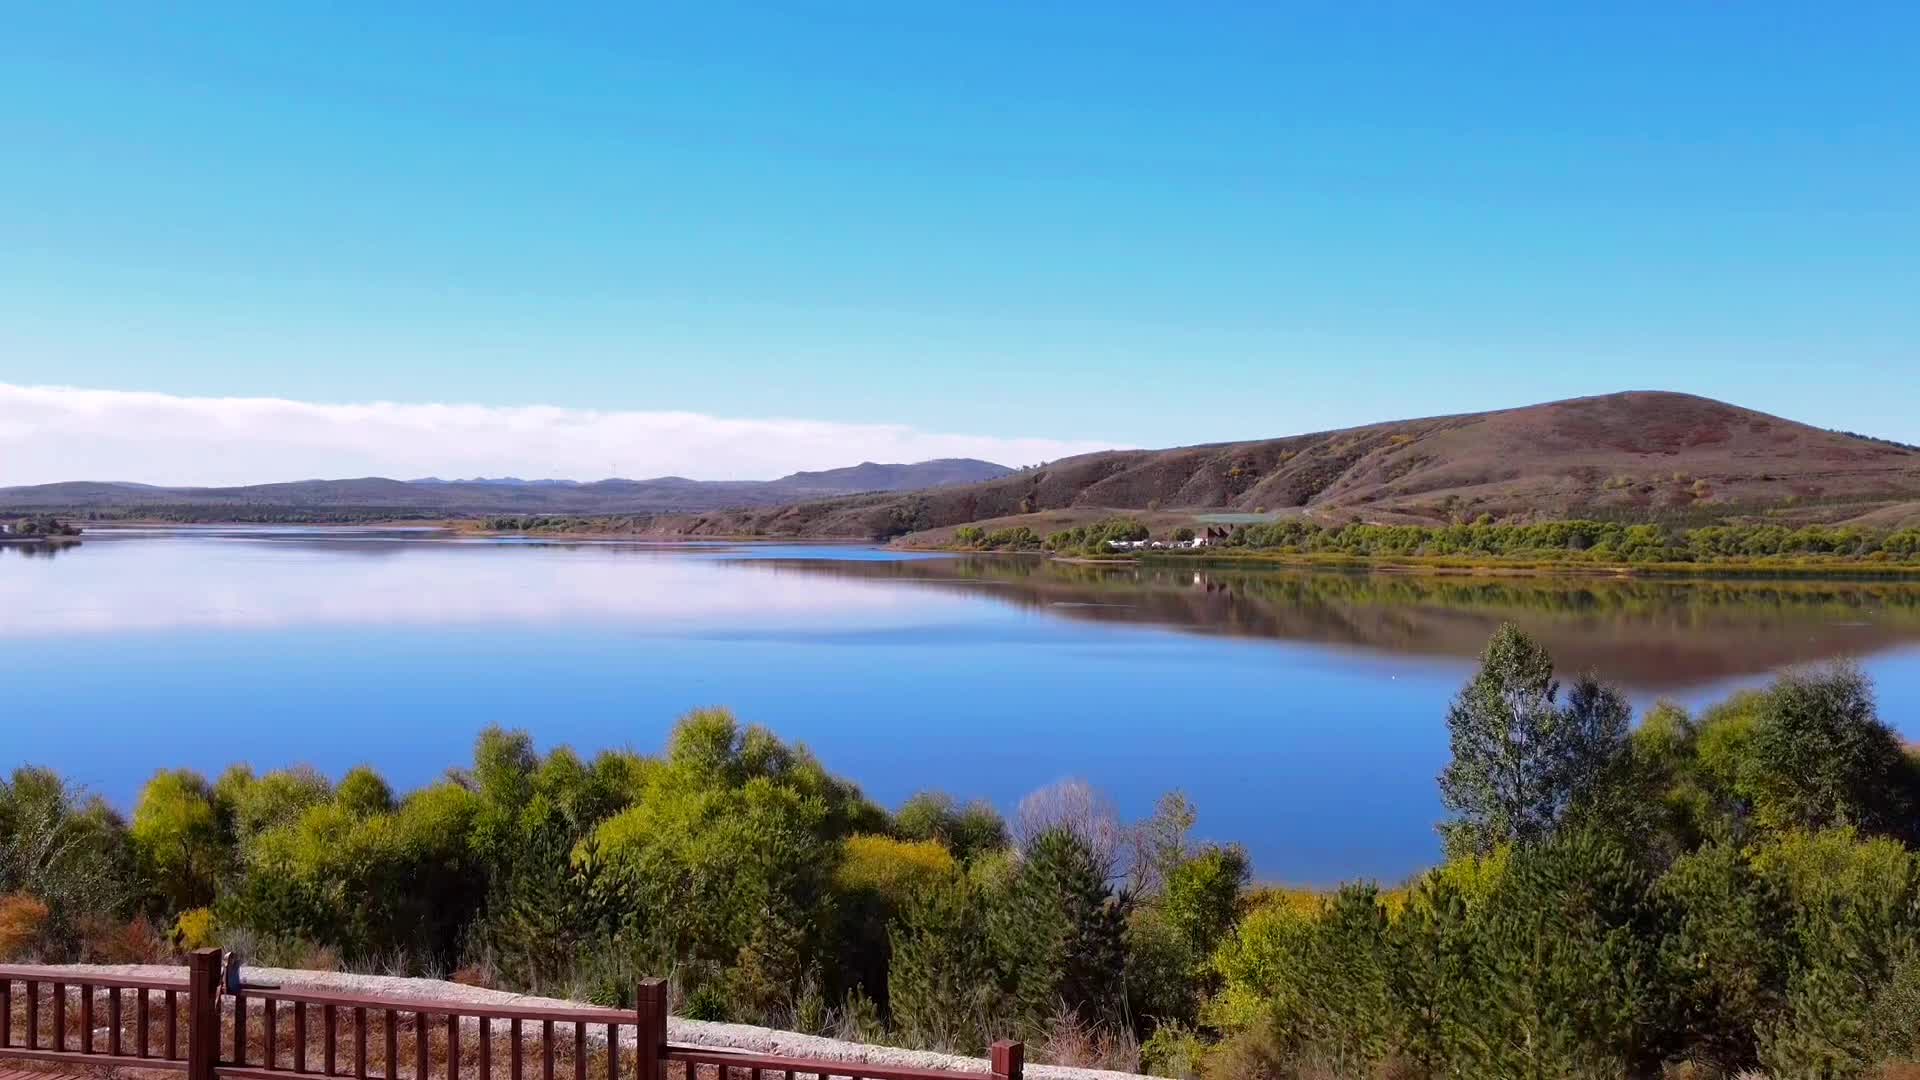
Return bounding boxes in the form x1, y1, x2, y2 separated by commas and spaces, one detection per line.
189, 949, 223, 1080
634, 978, 667, 1080
991, 1040, 1023, 1080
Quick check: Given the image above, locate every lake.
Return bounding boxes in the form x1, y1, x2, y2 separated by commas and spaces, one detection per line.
7, 526, 1920, 884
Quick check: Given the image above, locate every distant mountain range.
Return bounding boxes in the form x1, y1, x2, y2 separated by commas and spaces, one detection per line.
15, 393, 1920, 537
610, 392, 1920, 541
0, 459, 1014, 520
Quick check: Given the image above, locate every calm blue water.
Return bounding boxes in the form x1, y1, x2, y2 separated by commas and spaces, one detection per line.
7, 527, 1920, 883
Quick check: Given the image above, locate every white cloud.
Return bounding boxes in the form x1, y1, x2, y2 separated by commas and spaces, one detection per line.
0, 384, 1113, 486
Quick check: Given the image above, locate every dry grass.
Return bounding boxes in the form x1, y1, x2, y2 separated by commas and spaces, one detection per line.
1034, 1011, 1138, 1074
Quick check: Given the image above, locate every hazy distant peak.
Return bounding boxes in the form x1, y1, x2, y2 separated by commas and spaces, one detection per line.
774, 458, 1013, 492
0, 457, 1016, 517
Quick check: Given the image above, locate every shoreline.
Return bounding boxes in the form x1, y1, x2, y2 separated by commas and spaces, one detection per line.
61, 521, 1920, 580
960, 547, 1920, 581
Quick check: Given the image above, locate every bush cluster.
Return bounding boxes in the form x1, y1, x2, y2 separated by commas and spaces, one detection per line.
952, 525, 1043, 551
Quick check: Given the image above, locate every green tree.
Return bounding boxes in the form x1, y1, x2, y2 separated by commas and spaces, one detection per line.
1652, 841, 1788, 1071
214, 765, 333, 851
1438, 625, 1630, 856
892, 791, 1009, 862
222, 781, 482, 962
1463, 829, 1664, 1079
1386, 875, 1479, 1078
832, 834, 958, 1005
131, 769, 226, 912
1739, 663, 1919, 839
467, 730, 641, 992
580, 710, 874, 1014
1753, 828, 1920, 1078
888, 875, 1007, 1052
991, 828, 1131, 1030
0, 768, 132, 948
1158, 844, 1250, 971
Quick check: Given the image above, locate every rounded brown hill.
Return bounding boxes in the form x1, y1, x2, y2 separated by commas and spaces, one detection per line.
653, 392, 1920, 540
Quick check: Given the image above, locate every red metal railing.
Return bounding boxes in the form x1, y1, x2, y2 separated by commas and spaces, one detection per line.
3, 952, 1022, 1080
0, 966, 193, 1071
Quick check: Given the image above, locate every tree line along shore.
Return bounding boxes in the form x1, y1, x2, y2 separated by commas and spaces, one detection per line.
944, 516, 1920, 576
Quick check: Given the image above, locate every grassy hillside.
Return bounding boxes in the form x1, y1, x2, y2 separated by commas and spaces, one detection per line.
628, 392, 1920, 540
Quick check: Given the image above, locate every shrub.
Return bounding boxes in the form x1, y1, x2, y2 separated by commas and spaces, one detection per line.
837, 835, 957, 899
0, 892, 50, 959
77, 913, 169, 964
1, 767, 133, 950
175, 906, 219, 950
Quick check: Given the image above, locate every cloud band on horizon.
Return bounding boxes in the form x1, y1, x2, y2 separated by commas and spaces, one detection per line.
0, 384, 1114, 487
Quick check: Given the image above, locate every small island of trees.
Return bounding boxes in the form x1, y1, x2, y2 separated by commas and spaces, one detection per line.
1, 515, 82, 539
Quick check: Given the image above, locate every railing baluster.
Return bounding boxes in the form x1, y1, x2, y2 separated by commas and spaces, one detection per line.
236, 991, 249, 1066
296, 1002, 309, 1073
446, 1012, 460, 1080
541, 1020, 555, 1080
1, 978, 11, 1049
509, 1019, 522, 1080
109, 985, 123, 1056
139, 986, 152, 1058
80, 981, 94, 1053
24, 980, 39, 1050
477, 1017, 490, 1080
166, 987, 179, 1059
573, 1022, 585, 1080
355, 1007, 369, 1080
414, 1012, 429, 1080
384, 1009, 398, 1080
603, 1023, 615, 1080
326, 1004, 339, 1076
267, 996, 280, 1069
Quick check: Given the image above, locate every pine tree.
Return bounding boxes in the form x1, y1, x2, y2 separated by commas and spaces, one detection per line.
1438, 624, 1631, 856
990, 828, 1131, 1032
1386, 876, 1479, 1078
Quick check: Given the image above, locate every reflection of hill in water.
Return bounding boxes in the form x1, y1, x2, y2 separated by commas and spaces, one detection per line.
746, 556, 1920, 692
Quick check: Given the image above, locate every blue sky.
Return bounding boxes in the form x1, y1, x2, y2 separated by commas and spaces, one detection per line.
2, 3, 1917, 480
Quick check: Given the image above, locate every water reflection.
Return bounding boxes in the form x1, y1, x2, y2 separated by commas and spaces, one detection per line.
0, 530, 955, 635
3, 540, 80, 559
745, 555, 1920, 692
